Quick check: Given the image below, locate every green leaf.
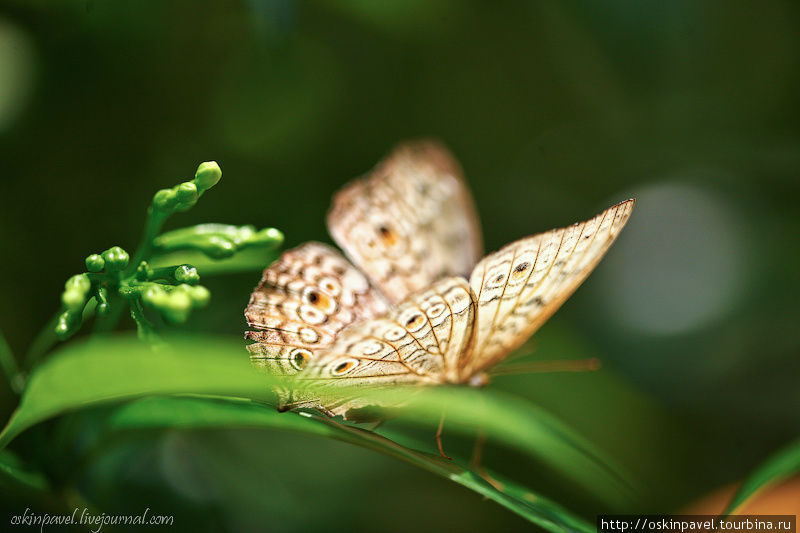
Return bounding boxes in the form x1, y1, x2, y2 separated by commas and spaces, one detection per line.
723, 437, 800, 513
0, 449, 50, 495
0, 336, 272, 449
346, 386, 637, 506
0, 329, 24, 394
102, 395, 594, 533
0, 334, 634, 526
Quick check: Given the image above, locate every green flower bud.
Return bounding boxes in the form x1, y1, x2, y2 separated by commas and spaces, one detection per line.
62, 290, 86, 312
189, 285, 210, 306
176, 182, 198, 205
136, 261, 152, 281
173, 264, 200, 284
54, 313, 71, 339
142, 285, 168, 307
85, 254, 105, 272
194, 161, 221, 192
170, 291, 192, 309
171, 283, 191, 295
252, 227, 284, 246
65, 273, 91, 293
102, 246, 130, 271
62, 274, 91, 312
201, 235, 236, 259
153, 188, 176, 210
163, 290, 192, 323
236, 225, 256, 241
54, 310, 80, 340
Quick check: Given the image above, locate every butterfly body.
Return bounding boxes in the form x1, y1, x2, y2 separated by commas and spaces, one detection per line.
245, 140, 634, 419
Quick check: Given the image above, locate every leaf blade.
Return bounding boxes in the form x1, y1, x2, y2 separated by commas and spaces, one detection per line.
723, 437, 800, 513
0, 334, 635, 516
102, 395, 594, 533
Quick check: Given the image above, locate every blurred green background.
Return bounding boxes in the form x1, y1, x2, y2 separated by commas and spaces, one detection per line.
1, 0, 799, 531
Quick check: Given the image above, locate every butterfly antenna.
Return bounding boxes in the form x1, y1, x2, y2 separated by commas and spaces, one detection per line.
489, 357, 601, 377
436, 412, 452, 460
500, 339, 542, 365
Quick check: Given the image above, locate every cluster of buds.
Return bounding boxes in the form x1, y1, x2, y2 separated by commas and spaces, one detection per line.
51, 161, 282, 344
139, 283, 210, 324
151, 161, 222, 215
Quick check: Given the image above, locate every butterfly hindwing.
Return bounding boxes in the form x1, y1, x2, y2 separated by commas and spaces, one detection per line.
461, 199, 635, 377
244, 242, 388, 374
295, 277, 476, 416
327, 140, 482, 305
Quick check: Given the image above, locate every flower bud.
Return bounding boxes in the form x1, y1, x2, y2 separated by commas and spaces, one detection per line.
65, 273, 91, 294
173, 264, 199, 284
135, 261, 152, 281
102, 246, 130, 271
62, 290, 86, 312
142, 285, 168, 307
176, 182, 198, 205
163, 290, 192, 323
85, 254, 105, 272
153, 188, 176, 210
205, 235, 236, 259
194, 161, 221, 192
190, 285, 210, 306
54, 310, 80, 340
62, 274, 91, 312
252, 227, 284, 247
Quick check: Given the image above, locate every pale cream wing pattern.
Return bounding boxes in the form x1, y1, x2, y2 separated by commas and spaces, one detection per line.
244, 242, 388, 375
294, 277, 476, 417
460, 199, 635, 379
327, 140, 482, 305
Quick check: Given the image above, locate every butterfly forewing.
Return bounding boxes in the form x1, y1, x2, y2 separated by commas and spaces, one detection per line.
327, 140, 482, 305
461, 199, 635, 378
294, 277, 476, 415
244, 242, 388, 374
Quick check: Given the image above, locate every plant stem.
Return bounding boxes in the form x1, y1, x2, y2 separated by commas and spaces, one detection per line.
127, 208, 168, 277
92, 292, 124, 333
0, 329, 25, 394
129, 299, 159, 343
26, 300, 97, 371
23, 311, 61, 372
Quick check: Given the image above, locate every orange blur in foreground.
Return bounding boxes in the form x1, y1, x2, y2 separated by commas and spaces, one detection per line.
684, 477, 800, 514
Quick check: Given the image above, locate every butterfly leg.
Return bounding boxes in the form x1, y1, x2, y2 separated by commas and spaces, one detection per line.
436, 412, 452, 460
366, 419, 384, 432
470, 430, 505, 492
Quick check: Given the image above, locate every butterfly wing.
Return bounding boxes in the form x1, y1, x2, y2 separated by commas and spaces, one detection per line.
461, 199, 635, 379
294, 277, 476, 417
327, 140, 482, 305
244, 242, 388, 375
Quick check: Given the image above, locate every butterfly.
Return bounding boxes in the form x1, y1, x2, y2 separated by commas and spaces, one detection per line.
245, 140, 634, 418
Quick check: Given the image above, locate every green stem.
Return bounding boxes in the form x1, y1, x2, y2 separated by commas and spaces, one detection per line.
26, 299, 99, 372
127, 208, 168, 278
92, 291, 125, 333
0, 329, 24, 394
129, 299, 159, 343
24, 311, 61, 371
